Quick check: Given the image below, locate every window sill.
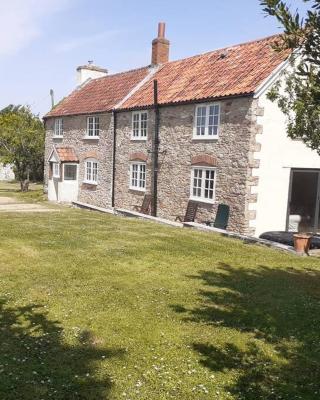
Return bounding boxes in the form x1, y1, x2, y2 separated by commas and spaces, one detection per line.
52, 136, 63, 139
130, 137, 147, 142
129, 187, 146, 193
190, 197, 215, 205
83, 181, 97, 186
192, 136, 219, 141
83, 136, 99, 140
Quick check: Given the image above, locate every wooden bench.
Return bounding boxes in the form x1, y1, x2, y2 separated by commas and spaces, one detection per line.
133, 194, 152, 215
176, 200, 199, 222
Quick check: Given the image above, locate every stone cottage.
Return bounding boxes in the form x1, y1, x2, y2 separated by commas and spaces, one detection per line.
44, 23, 320, 237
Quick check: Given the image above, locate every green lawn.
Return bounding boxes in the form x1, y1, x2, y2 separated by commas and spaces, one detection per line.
0, 180, 46, 202
0, 183, 320, 399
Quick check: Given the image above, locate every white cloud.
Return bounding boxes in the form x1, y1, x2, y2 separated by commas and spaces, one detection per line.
55, 30, 123, 53
0, 0, 70, 56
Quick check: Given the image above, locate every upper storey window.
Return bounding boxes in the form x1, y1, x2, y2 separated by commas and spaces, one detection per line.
54, 118, 63, 137
86, 116, 100, 138
194, 103, 220, 139
132, 111, 148, 140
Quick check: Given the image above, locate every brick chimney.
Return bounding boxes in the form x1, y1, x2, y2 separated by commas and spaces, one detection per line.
151, 22, 170, 65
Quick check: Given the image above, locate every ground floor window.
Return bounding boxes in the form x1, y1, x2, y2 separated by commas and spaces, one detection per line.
52, 162, 60, 178
130, 162, 146, 191
64, 164, 77, 181
190, 167, 216, 202
84, 160, 98, 184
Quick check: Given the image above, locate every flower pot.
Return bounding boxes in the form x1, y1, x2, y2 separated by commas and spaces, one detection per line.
293, 233, 312, 255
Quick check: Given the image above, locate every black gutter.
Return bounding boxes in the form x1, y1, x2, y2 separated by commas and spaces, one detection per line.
151, 80, 160, 217
111, 110, 117, 208
114, 92, 254, 113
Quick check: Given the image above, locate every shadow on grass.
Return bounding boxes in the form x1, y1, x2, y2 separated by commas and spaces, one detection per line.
173, 264, 320, 399
0, 299, 124, 399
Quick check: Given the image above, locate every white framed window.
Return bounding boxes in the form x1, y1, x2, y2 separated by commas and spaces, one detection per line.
64, 164, 77, 181
193, 103, 220, 139
52, 162, 60, 178
130, 162, 146, 191
190, 167, 216, 203
86, 116, 100, 137
132, 111, 148, 140
54, 118, 63, 137
84, 159, 98, 184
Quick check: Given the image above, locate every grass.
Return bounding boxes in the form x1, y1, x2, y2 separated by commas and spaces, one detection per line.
0, 182, 320, 399
0, 181, 46, 202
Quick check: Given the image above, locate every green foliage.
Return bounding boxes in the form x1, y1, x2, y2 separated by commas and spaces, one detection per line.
261, 0, 320, 153
0, 105, 45, 190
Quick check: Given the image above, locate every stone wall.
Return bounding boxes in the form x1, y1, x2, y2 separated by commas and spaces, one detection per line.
114, 97, 260, 234
44, 97, 261, 234
44, 113, 113, 208
114, 111, 154, 211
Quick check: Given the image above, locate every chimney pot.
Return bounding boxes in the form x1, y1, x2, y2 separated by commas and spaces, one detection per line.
151, 22, 170, 65
158, 22, 166, 38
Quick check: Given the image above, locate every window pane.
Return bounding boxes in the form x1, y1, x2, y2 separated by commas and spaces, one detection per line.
132, 112, 147, 138
54, 119, 63, 136
131, 163, 146, 189
139, 164, 146, 188
141, 113, 148, 137
86, 162, 92, 181
204, 169, 215, 199
133, 114, 140, 137
192, 168, 203, 198
92, 162, 98, 182
208, 104, 219, 136
196, 107, 207, 136
94, 117, 100, 136
192, 168, 215, 200
53, 163, 60, 177
64, 165, 77, 180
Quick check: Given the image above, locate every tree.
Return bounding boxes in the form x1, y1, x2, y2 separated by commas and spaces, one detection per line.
260, 0, 320, 153
0, 105, 45, 191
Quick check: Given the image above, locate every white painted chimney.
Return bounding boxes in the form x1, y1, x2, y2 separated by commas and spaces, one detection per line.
76, 61, 108, 85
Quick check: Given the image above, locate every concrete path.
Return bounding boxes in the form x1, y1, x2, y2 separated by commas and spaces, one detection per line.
0, 196, 59, 213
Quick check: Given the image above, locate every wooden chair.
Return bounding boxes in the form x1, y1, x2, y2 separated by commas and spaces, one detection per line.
133, 194, 152, 215
176, 200, 199, 222
205, 203, 230, 230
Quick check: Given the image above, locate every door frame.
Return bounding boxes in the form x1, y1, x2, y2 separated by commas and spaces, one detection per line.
286, 168, 320, 232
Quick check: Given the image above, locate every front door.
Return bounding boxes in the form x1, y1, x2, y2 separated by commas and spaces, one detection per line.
287, 169, 320, 232
59, 163, 79, 202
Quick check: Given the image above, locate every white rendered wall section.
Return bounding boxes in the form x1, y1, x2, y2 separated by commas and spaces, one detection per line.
251, 93, 320, 237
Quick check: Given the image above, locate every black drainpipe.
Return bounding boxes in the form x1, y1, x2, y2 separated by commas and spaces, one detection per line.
151, 79, 160, 217
111, 110, 117, 208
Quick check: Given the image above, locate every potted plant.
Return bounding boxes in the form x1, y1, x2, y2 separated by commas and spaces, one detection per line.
293, 232, 312, 255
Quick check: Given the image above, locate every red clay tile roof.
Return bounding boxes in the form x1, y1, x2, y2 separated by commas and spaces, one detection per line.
55, 146, 78, 162
45, 67, 150, 118
120, 35, 290, 109
45, 35, 289, 118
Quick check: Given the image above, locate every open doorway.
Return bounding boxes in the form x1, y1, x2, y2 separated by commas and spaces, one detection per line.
287, 169, 320, 232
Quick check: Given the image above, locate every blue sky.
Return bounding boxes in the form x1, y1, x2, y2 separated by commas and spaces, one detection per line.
0, 0, 307, 116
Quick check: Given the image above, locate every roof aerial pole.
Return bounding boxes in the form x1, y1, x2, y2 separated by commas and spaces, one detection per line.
50, 89, 55, 109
